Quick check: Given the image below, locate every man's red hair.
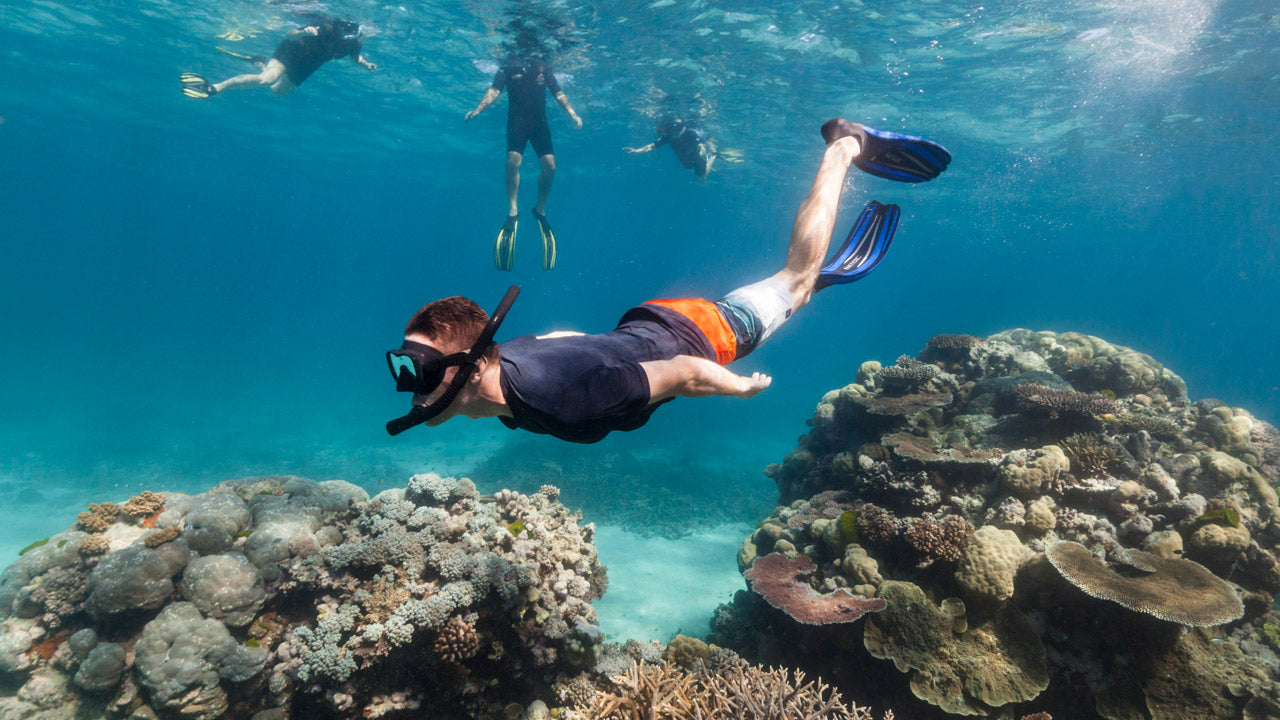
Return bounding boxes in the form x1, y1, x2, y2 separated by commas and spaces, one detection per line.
404, 296, 499, 361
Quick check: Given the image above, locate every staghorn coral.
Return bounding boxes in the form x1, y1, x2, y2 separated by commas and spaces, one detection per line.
1045, 541, 1243, 626
432, 615, 479, 663
745, 554, 886, 625
904, 514, 974, 565
585, 660, 878, 719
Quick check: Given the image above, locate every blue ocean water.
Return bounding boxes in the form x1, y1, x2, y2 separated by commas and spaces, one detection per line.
1, 0, 1277, 638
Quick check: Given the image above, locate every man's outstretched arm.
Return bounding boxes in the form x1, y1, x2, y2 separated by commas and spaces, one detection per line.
553, 91, 583, 128
641, 355, 771, 403
465, 87, 501, 120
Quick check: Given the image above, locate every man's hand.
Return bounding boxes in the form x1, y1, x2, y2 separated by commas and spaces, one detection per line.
464, 109, 478, 121
736, 372, 772, 398
642, 355, 773, 402
305, 26, 319, 35
570, 113, 583, 129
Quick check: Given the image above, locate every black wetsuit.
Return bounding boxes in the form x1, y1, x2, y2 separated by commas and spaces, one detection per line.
273, 21, 361, 86
492, 57, 561, 157
655, 120, 714, 179
497, 306, 715, 444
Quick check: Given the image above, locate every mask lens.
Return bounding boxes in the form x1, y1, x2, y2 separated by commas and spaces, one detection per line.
386, 348, 446, 394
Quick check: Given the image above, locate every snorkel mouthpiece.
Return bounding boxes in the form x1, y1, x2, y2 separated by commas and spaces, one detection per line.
385, 286, 520, 436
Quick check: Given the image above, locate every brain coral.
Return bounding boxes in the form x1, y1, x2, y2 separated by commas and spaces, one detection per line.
864, 580, 1048, 715
954, 526, 1028, 604
1045, 541, 1243, 626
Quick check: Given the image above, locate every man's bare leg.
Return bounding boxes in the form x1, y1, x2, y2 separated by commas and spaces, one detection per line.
213, 59, 286, 93
534, 154, 556, 215
505, 151, 522, 217
769, 134, 863, 312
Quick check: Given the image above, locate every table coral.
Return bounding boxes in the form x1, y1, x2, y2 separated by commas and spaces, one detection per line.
1045, 541, 1242, 626
745, 553, 886, 625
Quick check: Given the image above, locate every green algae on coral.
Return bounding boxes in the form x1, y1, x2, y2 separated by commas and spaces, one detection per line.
245, 637, 261, 648
507, 520, 527, 536
18, 538, 49, 556
837, 511, 859, 544
236, 529, 253, 538
1262, 624, 1280, 653
1189, 507, 1242, 530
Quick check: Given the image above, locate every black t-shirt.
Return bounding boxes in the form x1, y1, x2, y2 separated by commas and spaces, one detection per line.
657, 123, 707, 169
497, 306, 714, 443
492, 58, 561, 128
274, 23, 361, 85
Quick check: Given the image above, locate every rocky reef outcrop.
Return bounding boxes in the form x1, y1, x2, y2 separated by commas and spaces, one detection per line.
714, 329, 1280, 720
0, 474, 607, 719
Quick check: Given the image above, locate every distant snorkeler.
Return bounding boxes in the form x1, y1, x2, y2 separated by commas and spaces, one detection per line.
179, 14, 375, 99
465, 26, 583, 272
624, 115, 720, 181
383, 119, 951, 444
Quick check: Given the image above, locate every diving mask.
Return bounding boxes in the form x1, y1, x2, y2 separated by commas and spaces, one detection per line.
385, 286, 520, 436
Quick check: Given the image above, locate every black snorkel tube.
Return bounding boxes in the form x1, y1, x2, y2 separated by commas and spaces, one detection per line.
385, 285, 520, 436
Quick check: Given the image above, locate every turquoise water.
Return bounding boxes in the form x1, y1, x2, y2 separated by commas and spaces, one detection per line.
1, 0, 1277, 638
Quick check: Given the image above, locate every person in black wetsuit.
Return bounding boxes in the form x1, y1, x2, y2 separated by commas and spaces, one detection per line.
179, 14, 375, 99
384, 118, 943, 444
624, 116, 719, 181
465, 29, 582, 272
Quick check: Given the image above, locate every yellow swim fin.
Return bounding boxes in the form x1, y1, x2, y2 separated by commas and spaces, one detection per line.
495, 215, 517, 271
532, 209, 557, 271
179, 73, 218, 99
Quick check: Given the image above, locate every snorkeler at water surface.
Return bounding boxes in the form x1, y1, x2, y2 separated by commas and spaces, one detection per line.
625, 115, 720, 181
179, 14, 375, 99
465, 28, 583, 272
384, 119, 951, 444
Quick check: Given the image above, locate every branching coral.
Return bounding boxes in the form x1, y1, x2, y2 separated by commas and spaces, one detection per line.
876, 356, 940, 396
904, 515, 974, 565
142, 526, 181, 548
1011, 383, 1119, 423
75, 503, 118, 533
1060, 433, 1121, 478
585, 660, 877, 719
432, 615, 479, 664
121, 491, 165, 519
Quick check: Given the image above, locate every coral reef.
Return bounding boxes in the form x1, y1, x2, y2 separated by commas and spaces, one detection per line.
717, 329, 1280, 719
0, 474, 608, 718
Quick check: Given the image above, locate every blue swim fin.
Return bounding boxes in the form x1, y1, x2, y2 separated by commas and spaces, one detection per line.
815, 200, 900, 290
822, 119, 951, 183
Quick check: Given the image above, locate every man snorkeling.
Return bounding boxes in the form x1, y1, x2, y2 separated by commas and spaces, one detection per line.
624, 115, 719, 181
385, 119, 951, 444
179, 14, 375, 99
465, 28, 582, 272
